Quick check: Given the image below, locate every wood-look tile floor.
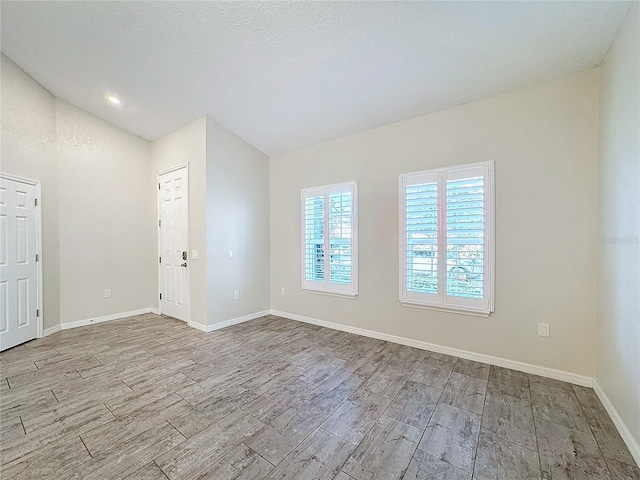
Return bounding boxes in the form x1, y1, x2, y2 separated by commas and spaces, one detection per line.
1, 313, 638, 480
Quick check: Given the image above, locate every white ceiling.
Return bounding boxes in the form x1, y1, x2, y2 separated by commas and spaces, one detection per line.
0, 1, 631, 156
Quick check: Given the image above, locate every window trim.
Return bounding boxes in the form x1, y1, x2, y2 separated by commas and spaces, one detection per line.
301, 180, 358, 299
399, 161, 495, 316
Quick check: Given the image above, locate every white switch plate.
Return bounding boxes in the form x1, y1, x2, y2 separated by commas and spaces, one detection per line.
233, 291, 240, 300
228, 250, 234, 259
104, 289, 111, 298
191, 250, 199, 260
538, 323, 550, 337
280, 287, 285, 295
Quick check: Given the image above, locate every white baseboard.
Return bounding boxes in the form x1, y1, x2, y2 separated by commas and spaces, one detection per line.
59, 307, 159, 331
43, 325, 61, 337
188, 310, 271, 333
593, 380, 640, 467
270, 309, 593, 387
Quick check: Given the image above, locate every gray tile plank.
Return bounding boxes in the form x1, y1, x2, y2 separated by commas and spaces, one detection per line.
242, 377, 317, 422
0, 435, 91, 480
155, 409, 263, 480
64, 421, 186, 480
473, 432, 541, 480
299, 356, 347, 386
125, 462, 169, 479
0, 359, 38, 379
453, 358, 490, 380
605, 458, 640, 480
195, 443, 274, 480
305, 369, 364, 411
536, 418, 612, 480
81, 393, 190, 456
411, 357, 454, 389
418, 403, 481, 473
383, 379, 441, 429
426, 352, 459, 364
481, 391, 537, 451
51, 374, 135, 404
268, 398, 332, 443
106, 373, 196, 417
487, 366, 530, 400
244, 422, 301, 465
582, 403, 637, 466
572, 385, 605, 410
169, 386, 259, 438
530, 380, 591, 433
364, 361, 414, 398
333, 472, 356, 480
404, 449, 471, 480
0, 389, 58, 421
321, 388, 392, 444
342, 415, 422, 480
440, 372, 487, 415
263, 428, 354, 480
0, 413, 25, 442
1, 403, 115, 465
5, 369, 81, 393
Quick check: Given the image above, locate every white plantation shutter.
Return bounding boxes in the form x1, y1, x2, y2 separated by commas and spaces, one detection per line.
403, 173, 439, 303
304, 195, 325, 283
302, 181, 358, 297
400, 162, 494, 316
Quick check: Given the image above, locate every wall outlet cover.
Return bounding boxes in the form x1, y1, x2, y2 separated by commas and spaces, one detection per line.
538, 323, 550, 337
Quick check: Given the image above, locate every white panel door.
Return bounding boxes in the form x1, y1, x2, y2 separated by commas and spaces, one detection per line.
158, 166, 190, 321
0, 177, 39, 351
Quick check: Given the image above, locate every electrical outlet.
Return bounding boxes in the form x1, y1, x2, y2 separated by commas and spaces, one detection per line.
104, 289, 111, 298
233, 291, 240, 300
538, 323, 550, 337
191, 250, 199, 260
281, 287, 285, 295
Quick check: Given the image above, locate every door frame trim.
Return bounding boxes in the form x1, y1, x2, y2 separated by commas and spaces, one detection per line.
156, 163, 190, 321
0, 172, 44, 338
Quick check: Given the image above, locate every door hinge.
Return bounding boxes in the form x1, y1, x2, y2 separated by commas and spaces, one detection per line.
159, 293, 162, 300
158, 183, 160, 190
159, 219, 161, 227
35, 254, 39, 262
159, 256, 162, 263
34, 198, 39, 207
36, 309, 40, 317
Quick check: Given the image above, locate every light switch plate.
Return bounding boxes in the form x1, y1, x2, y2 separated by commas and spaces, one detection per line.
191, 250, 199, 260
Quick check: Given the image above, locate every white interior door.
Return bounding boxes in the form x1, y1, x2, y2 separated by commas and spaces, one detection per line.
158, 165, 190, 321
0, 176, 40, 351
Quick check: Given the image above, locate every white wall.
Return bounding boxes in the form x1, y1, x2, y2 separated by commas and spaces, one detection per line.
270, 69, 598, 378
1, 54, 60, 330
206, 117, 270, 326
596, 1, 640, 456
56, 100, 156, 324
151, 117, 207, 327
2, 54, 158, 329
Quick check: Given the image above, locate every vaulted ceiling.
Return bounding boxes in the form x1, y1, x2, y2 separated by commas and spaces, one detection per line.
1, 1, 630, 155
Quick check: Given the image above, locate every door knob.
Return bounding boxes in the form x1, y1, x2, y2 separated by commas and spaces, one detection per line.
181, 262, 187, 267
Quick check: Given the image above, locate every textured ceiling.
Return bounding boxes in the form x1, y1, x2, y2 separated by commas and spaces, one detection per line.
0, 1, 631, 155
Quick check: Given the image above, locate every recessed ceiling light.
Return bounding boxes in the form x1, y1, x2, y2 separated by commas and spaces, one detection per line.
106, 94, 123, 106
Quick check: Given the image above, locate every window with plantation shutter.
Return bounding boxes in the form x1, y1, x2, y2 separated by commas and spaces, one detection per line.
400, 161, 494, 316
302, 181, 358, 297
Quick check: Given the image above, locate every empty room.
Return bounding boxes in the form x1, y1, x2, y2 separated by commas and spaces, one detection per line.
0, 1, 638, 479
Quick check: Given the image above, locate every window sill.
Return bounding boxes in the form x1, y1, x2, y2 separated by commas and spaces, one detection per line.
303, 289, 357, 299
400, 300, 491, 317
